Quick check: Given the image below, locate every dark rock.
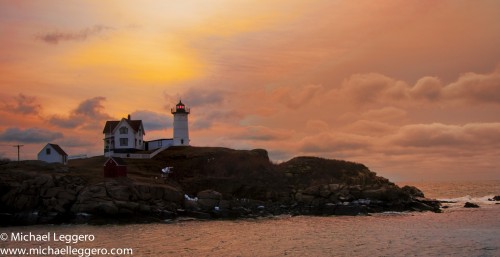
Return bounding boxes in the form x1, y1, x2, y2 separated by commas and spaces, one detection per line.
334, 204, 366, 216
401, 185, 425, 198
0, 146, 443, 225
197, 190, 222, 211
488, 196, 500, 201
464, 202, 480, 208
186, 211, 212, 220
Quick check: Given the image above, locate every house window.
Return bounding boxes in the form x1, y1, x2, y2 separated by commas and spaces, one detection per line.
181, 139, 184, 145
120, 138, 128, 146
46, 148, 51, 155
119, 127, 128, 134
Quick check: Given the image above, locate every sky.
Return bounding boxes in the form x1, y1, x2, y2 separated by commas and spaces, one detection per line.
1, 0, 499, 181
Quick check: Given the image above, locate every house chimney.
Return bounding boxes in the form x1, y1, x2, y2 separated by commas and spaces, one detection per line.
127, 114, 131, 120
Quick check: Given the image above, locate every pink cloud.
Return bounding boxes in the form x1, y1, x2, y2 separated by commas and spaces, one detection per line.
443, 71, 500, 104
390, 123, 500, 149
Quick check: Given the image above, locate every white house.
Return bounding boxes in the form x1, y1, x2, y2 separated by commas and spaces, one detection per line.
37, 143, 68, 164
103, 114, 145, 156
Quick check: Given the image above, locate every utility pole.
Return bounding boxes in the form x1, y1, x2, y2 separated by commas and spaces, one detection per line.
13, 145, 24, 162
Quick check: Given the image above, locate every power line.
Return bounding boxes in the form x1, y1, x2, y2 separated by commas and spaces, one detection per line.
12, 145, 24, 162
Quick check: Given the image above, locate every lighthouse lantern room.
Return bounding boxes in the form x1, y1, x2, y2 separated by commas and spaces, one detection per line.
171, 100, 190, 146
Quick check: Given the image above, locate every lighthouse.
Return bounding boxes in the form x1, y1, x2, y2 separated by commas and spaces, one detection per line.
171, 100, 190, 146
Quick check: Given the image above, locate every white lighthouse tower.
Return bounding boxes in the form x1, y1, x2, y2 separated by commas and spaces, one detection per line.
171, 100, 190, 146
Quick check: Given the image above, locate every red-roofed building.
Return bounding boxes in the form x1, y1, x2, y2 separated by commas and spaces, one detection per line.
103, 114, 145, 156
103, 157, 127, 177
37, 143, 68, 165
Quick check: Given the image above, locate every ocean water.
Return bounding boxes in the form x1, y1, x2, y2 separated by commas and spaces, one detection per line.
1, 181, 499, 257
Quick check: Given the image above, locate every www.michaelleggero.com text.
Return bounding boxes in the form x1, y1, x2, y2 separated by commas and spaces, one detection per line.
0, 245, 133, 257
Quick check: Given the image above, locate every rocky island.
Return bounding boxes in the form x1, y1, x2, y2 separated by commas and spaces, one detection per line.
0, 146, 440, 226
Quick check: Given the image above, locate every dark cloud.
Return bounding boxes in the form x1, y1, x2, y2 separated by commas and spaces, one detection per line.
192, 109, 242, 130
131, 110, 171, 131
36, 25, 113, 45
185, 88, 227, 107
164, 87, 228, 110
3, 93, 42, 115
49, 96, 111, 129
0, 127, 63, 143
73, 96, 110, 119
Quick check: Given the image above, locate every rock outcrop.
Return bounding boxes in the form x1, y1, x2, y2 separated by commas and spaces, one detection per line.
488, 196, 500, 201
464, 202, 480, 208
0, 147, 441, 226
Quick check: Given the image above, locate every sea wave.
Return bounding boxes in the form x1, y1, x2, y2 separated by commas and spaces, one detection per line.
438, 195, 499, 207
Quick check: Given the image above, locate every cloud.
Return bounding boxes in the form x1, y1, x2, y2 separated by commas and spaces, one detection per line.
57, 137, 96, 147
36, 25, 113, 44
360, 107, 407, 122
410, 76, 443, 101
3, 93, 42, 115
229, 126, 293, 141
337, 70, 500, 107
298, 132, 372, 154
182, 87, 227, 107
0, 127, 63, 143
343, 120, 396, 136
272, 84, 324, 109
339, 73, 410, 104
443, 71, 500, 104
306, 119, 329, 132
48, 117, 83, 129
192, 109, 242, 130
390, 123, 500, 148
49, 96, 111, 128
131, 110, 171, 131
73, 96, 110, 119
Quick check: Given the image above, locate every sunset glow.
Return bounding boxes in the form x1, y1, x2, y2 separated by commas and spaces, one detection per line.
1, 0, 500, 181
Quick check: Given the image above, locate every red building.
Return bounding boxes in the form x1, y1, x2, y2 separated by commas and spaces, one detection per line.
103, 157, 127, 177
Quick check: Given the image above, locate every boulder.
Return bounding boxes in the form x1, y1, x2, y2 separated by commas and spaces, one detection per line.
488, 195, 500, 201
197, 190, 222, 211
401, 185, 425, 198
464, 202, 480, 208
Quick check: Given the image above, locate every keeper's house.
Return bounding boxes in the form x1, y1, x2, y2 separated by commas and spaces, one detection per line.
103, 115, 145, 157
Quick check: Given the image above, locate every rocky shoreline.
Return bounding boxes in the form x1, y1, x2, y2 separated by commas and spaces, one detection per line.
0, 147, 442, 226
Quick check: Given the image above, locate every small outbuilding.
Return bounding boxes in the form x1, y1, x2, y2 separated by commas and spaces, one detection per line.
103, 157, 127, 177
37, 143, 68, 165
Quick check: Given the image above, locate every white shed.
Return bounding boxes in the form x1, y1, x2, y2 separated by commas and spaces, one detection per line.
37, 143, 68, 165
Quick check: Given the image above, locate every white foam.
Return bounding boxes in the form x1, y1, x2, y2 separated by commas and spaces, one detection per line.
439, 195, 499, 207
